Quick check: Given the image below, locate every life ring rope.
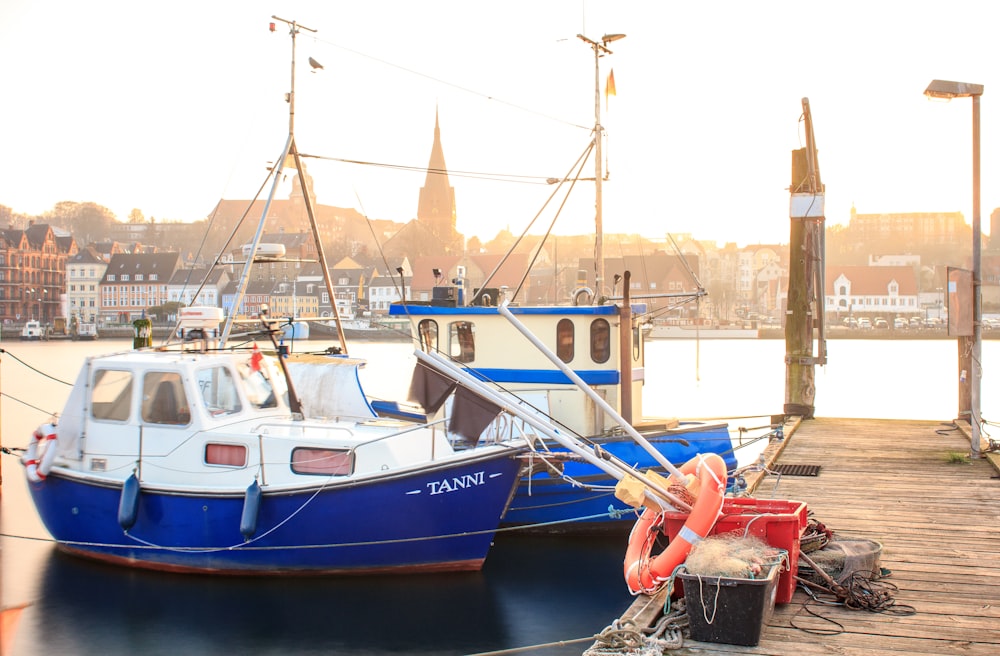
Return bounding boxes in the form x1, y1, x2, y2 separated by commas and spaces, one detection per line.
24, 422, 58, 483
623, 452, 727, 595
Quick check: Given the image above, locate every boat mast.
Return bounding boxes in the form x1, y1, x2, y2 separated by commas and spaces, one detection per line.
577, 33, 624, 302
222, 17, 349, 355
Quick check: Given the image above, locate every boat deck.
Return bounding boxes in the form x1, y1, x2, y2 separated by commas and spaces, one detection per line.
616, 417, 1000, 655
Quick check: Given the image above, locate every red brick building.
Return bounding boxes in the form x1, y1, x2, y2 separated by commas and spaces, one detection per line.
0, 222, 76, 323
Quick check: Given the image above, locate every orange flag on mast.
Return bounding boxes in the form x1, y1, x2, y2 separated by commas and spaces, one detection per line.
605, 69, 616, 110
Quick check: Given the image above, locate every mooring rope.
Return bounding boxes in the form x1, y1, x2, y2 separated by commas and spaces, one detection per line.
583, 599, 688, 656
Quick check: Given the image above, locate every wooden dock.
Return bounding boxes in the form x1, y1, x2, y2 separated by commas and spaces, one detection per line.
615, 417, 1000, 655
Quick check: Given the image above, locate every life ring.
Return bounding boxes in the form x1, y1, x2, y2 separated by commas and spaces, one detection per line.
24, 422, 58, 483
623, 452, 727, 595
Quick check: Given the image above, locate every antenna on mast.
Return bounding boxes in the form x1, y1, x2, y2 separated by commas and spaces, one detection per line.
270, 15, 317, 134
577, 33, 624, 303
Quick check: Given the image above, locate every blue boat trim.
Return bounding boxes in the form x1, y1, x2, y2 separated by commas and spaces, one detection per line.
466, 368, 620, 386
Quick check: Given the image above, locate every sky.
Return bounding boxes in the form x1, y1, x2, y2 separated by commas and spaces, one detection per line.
2, 1, 999, 248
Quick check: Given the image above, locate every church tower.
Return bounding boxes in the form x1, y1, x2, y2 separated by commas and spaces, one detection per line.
416, 108, 456, 240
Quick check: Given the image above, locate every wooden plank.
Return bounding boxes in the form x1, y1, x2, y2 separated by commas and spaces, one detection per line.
614, 417, 1000, 655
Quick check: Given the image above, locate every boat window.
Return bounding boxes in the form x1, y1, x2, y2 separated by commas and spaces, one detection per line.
418, 319, 438, 352
291, 447, 353, 476
91, 369, 133, 422
205, 443, 247, 467
196, 366, 242, 417
590, 319, 611, 364
449, 321, 475, 363
141, 372, 191, 425
556, 318, 574, 363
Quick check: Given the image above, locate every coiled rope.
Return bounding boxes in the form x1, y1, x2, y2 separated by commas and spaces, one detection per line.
583, 603, 688, 656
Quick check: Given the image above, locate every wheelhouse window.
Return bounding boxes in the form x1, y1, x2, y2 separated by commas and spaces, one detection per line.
590, 318, 611, 364
450, 321, 475, 363
556, 318, 574, 363
418, 319, 438, 352
291, 447, 353, 475
196, 366, 242, 416
91, 369, 133, 422
141, 372, 191, 425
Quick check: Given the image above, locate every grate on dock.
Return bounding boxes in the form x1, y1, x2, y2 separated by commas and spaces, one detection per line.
773, 463, 821, 477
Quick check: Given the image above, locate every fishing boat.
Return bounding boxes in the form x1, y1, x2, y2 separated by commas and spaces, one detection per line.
386, 283, 735, 533
645, 320, 759, 339
20, 316, 531, 574
381, 35, 739, 533
16, 17, 535, 576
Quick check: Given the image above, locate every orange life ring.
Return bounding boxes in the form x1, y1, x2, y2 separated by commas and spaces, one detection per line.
623, 452, 727, 595
24, 422, 59, 483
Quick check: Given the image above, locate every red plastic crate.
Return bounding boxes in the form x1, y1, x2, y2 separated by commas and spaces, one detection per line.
663, 498, 808, 604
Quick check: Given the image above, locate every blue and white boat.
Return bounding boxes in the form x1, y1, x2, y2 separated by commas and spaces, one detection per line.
24, 316, 524, 574
20, 325, 528, 574
385, 296, 736, 533
19, 19, 532, 575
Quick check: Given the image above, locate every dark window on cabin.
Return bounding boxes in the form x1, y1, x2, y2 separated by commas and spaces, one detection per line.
450, 321, 475, 363
205, 443, 247, 467
291, 447, 353, 476
633, 324, 641, 361
556, 318, 574, 363
91, 369, 133, 422
590, 319, 611, 364
418, 319, 439, 352
141, 372, 191, 425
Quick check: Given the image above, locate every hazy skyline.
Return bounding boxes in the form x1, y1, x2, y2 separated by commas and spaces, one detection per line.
2, 1, 999, 247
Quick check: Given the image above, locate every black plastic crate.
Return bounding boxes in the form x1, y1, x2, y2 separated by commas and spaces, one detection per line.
679, 562, 779, 646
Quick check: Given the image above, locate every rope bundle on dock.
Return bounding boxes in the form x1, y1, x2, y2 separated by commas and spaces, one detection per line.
584, 602, 688, 656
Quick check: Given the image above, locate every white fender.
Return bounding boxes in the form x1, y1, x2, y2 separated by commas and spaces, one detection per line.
24, 423, 58, 483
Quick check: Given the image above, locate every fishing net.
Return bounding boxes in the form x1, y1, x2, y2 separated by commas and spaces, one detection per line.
683, 534, 783, 579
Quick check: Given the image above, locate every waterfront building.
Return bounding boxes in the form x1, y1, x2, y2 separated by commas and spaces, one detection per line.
100, 252, 181, 324
825, 265, 919, 321
0, 222, 75, 324
66, 246, 107, 324
166, 267, 230, 309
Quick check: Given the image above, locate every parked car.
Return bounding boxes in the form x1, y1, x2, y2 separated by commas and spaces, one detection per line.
910, 317, 924, 328
873, 317, 888, 329
894, 317, 908, 329
857, 318, 872, 329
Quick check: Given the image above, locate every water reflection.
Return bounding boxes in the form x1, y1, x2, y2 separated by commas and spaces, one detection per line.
21, 533, 630, 656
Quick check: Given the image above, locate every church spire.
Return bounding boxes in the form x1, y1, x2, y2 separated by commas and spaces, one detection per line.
416, 107, 456, 239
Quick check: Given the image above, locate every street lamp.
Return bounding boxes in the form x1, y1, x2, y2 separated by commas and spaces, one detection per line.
925, 79, 984, 458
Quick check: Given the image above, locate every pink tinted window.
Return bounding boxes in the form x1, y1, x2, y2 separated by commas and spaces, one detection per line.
205, 443, 247, 467
291, 448, 353, 476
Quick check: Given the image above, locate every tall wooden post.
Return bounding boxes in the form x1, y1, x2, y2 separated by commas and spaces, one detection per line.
785, 98, 827, 419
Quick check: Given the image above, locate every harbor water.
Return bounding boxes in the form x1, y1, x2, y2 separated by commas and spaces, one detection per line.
2, 337, 996, 655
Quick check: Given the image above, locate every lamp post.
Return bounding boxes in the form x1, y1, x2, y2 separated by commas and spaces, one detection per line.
925, 79, 983, 458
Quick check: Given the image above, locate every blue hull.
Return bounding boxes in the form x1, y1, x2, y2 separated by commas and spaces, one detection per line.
28, 454, 522, 574
504, 425, 735, 533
